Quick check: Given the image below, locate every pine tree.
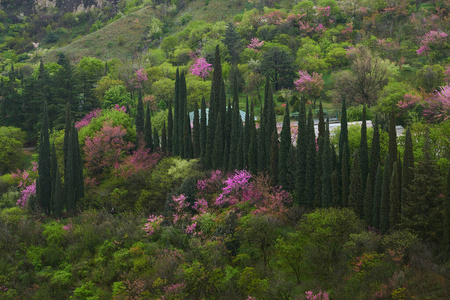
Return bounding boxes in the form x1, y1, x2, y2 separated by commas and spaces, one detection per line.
341, 145, 349, 207
402, 127, 414, 212
161, 121, 167, 154
154, 127, 160, 150
212, 113, 224, 170
38, 102, 51, 215
360, 105, 369, 191
372, 164, 383, 228
304, 108, 316, 207
145, 104, 153, 151
223, 23, 242, 63
173, 68, 180, 156
279, 101, 291, 190
168, 101, 173, 154
388, 110, 397, 170
136, 90, 145, 136
390, 162, 401, 230
363, 174, 373, 225
200, 96, 207, 158
321, 119, 332, 208
444, 164, 450, 252
380, 156, 391, 234
296, 98, 307, 204
270, 131, 279, 186
349, 150, 363, 218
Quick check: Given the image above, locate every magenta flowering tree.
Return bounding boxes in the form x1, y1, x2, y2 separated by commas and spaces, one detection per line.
294, 70, 324, 107
131, 68, 148, 89
416, 30, 448, 56
423, 84, 450, 122
113, 143, 162, 179
305, 290, 329, 300
189, 57, 213, 80
143, 214, 164, 236
10, 162, 38, 207
215, 170, 252, 207
247, 38, 264, 52
75, 108, 102, 129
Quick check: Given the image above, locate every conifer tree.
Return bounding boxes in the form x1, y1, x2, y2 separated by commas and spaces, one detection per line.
63, 103, 71, 174
363, 174, 373, 225
349, 150, 363, 218
244, 96, 250, 167
341, 145, 349, 207
193, 101, 200, 158
200, 96, 207, 158
315, 137, 324, 207
380, 156, 391, 234
38, 102, 51, 215
279, 101, 291, 190
136, 90, 145, 136
179, 72, 187, 157
168, 101, 173, 154
145, 104, 153, 151
390, 162, 401, 230
372, 164, 383, 228
331, 170, 339, 206
444, 165, 450, 251
402, 127, 414, 211
248, 106, 258, 174
360, 105, 369, 191
318, 100, 325, 140
388, 110, 397, 170
212, 113, 224, 169
296, 98, 307, 204
270, 131, 279, 186
154, 127, 160, 150
370, 115, 381, 194
74, 125, 84, 202
161, 121, 167, 154
305, 108, 316, 207
173, 68, 180, 156
52, 163, 64, 218
229, 80, 241, 170
51, 142, 58, 214
339, 98, 350, 205
236, 123, 244, 170
220, 80, 227, 142
65, 129, 76, 213
321, 119, 332, 207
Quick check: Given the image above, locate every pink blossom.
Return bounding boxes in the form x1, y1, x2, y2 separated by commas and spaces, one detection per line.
189, 57, 213, 79
316, 6, 331, 17
247, 38, 264, 52
416, 30, 448, 56
305, 290, 329, 300
16, 180, 36, 207
315, 23, 326, 33
62, 223, 73, 232
131, 68, 148, 89
185, 222, 197, 234
75, 109, 102, 129
143, 214, 164, 236
294, 70, 324, 98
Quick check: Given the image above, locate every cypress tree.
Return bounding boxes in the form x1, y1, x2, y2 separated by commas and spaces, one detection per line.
360, 105, 369, 191
52, 163, 64, 218
444, 165, 450, 251
173, 68, 180, 156
220, 80, 227, 143
279, 101, 291, 190
270, 131, 279, 186
65, 129, 76, 213
331, 170, 339, 207
304, 108, 316, 207
244, 96, 250, 167
363, 174, 373, 225
341, 145, 349, 207
236, 123, 244, 170
136, 90, 145, 136
50, 142, 58, 215
372, 164, 383, 229
212, 113, 224, 169
63, 103, 71, 175
390, 162, 401, 230
145, 104, 153, 151
248, 105, 258, 174
229, 82, 241, 170
168, 101, 173, 154
179, 72, 187, 157
370, 114, 381, 195
402, 127, 414, 212
193, 101, 201, 158
266, 84, 277, 170
38, 102, 51, 215
318, 100, 325, 140
321, 118, 332, 208
161, 121, 167, 154
296, 98, 307, 204
349, 150, 363, 218
154, 127, 160, 150
380, 156, 391, 234
74, 125, 84, 202
200, 96, 207, 158
314, 137, 324, 207
388, 110, 397, 170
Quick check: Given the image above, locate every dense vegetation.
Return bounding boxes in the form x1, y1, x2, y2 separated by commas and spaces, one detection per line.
0, 0, 449, 299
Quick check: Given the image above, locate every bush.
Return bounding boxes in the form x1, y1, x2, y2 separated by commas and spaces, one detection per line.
0, 126, 26, 175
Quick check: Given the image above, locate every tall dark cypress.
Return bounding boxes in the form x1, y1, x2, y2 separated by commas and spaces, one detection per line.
212, 113, 224, 170
168, 101, 173, 154
341, 145, 349, 207
372, 164, 383, 228
200, 96, 207, 158
63, 103, 71, 175
65, 129, 76, 213
179, 72, 187, 157
74, 125, 84, 202
388, 110, 397, 170
389, 162, 401, 230
248, 105, 258, 174
402, 127, 414, 212
317, 100, 325, 141
296, 98, 307, 204
258, 77, 270, 171
173, 68, 180, 156
38, 102, 51, 215
380, 156, 391, 234
52, 163, 64, 218
314, 137, 324, 207
266, 84, 277, 170
154, 127, 160, 150
321, 118, 332, 208
136, 90, 145, 136
220, 80, 227, 143
161, 121, 167, 154
193, 101, 201, 158
183, 112, 191, 159
444, 165, 450, 251
360, 105, 369, 191
370, 115, 381, 195
349, 150, 363, 218
50, 142, 58, 215
244, 96, 250, 167
236, 123, 245, 170
363, 174, 373, 225
279, 101, 291, 190
339, 98, 350, 206
145, 104, 153, 151
229, 94, 241, 171
304, 108, 316, 207
270, 131, 279, 186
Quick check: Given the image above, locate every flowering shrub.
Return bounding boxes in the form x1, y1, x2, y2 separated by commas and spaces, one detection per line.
215, 170, 252, 207
131, 68, 148, 89
113, 143, 162, 179
247, 38, 264, 52
10, 162, 38, 207
189, 57, 213, 80
294, 70, 324, 100
305, 290, 329, 300
416, 30, 448, 56
423, 84, 450, 122
75, 109, 102, 129
143, 214, 164, 236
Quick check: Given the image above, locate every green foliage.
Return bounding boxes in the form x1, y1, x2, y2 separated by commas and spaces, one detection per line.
0, 126, 26, 174
102, 85, 132, 109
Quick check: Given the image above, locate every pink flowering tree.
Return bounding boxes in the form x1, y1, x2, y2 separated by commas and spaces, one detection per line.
294, 70, 324, 107
131, 68, 148, 90
423, 84, 450, 122
247, 38, 264, 52
416, 30, 448, 57
10, 162, 38, 207
75, 108, 102, 129
112, 142, 162, 179
189, 57, 213, 80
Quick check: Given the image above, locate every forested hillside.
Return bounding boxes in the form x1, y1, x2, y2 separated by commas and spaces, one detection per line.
0, 0, 449, 299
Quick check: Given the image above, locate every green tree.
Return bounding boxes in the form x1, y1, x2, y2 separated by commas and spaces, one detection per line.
38, 102, 52, 215
212, 113, 224, 170
389, 162, 401, 230
372, 165, 383, 228
296, 98, 307, 204
380, 156, 391, 234
161, 121, 167, 154
248, 105, 258, 174
223, 23, 242, 64
168, 101, 173, 153
363, 174, 373, 225
260, 46, 295, 90
193, 101, 200, 158
278, 101, 291, 190
145, 104, 153, 151
360, 105, 369, 191
388, 110, 397, 170
339, 99, 350, 206
0, 126, 26, 174
305, 108, 316, 207
270, 131, 279, 186
135, 91, 145, 136
173, 68, 180, 156
370, 114, 381, 196
402, 127, 414, 213
154, 127, 160, 150
200, 96, 207, 159
349, 150, 363, 218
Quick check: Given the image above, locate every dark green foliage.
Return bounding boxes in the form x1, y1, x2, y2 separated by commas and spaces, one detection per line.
321, 118, 332, 208
295, 98, 307, 204
304, 108, 316, 207
173, 68, 180, 156
223, 23, 241, 63
224, 99, 232, 171
339, 99, 350, 206
161, 121, 167, 154
228, 77, 241, 171
52, 163, 64, 218
331, 170, 339, 207
63, 103, 71, 173
145, 105, 153, 151
370, 114, 381, 196
318, 101, 325, 140
402, 127, 414, 212
179, 72, 187, 157
260, 46, 295, 90
270, 131, 279, 186
388, 110, 397, 170
372, 164, 383, 228
349, 150, 363, 218
65, 129, 76, 213
212, 113, 223, 170
278, 101, 291, 190
266, 84, 277, 170
248, 106, 258, 174
135, 90, 144, 136
74, 126, 84, 203
380, 156, 391, 234
38, 102, 51, 215
50, 143, 58, 215
359, 106, 369, 191
200, 96, 207, 158
315, 137, 324, 207
444, 165, 450, 251
168, 101, 173, 154
154, 127, 160, 150
341, 145, 349, 207
193, 101, 200, 158
389, 162, 401, 230
236, 123, 245, 170
363, 174, 373, 225
244, 97, 250, 167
